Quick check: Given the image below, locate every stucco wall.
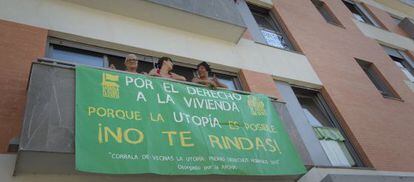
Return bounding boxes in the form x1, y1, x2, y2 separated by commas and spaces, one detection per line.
0, 0, 322, 88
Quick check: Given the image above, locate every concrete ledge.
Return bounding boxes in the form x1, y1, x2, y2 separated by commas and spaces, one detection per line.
354, 20, 414, 51
299, 167, 414, 182
246, 0, 274, 8
63, 0, 246, 43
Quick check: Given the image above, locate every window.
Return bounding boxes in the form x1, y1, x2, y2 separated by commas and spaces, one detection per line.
212, 73, 241, 91
311, 0, 342, 26
49, 44, 105, 67
356, 59, 399, 98
248, 4, 294, 50
107, 55, 155, 74
191, 68, 241, 90
47, 39, 242, 90
381, 45, 414, 82
293, 87, 362, 167
342, 0, 380, 27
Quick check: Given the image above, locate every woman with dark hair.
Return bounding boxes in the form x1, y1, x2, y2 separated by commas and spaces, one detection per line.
149, 57, 186, 81
192, 61, 228, 89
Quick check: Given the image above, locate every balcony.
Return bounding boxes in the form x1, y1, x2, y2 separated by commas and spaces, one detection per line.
62, 0, 246, 43
15, 59, 310, 180
16, 60, 414, 181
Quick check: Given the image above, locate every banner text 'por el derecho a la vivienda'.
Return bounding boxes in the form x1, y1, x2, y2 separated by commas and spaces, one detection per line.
75, 66, 305, 175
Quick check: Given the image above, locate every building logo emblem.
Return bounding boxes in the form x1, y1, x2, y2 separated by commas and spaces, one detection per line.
102, 73, 120, 99
247, 95, 266, 116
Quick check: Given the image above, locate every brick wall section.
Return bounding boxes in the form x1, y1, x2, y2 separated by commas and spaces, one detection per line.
0, 19, 47, 153
272, 0, 414, 171
239, 69, 282, 99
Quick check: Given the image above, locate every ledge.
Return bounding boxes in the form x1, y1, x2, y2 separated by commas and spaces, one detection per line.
63, 0, 246, 43
354, 19, 414, 51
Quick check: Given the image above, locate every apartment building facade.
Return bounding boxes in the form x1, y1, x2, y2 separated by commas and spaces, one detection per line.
0, 0, 413, 181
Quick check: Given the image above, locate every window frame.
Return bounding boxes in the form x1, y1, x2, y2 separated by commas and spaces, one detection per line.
48, 44, 107, 67
342, 0, 382, 28
47, 37, 157, 67
381, 45, 414, 82
47, 37, 243, 90
247, 3, 295, 51
209, 72, 243, 91
311, 0, 343, 27
292, 86, 365, 167
356, 59, 401, 99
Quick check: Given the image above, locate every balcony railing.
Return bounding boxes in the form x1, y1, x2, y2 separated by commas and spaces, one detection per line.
15, 59, 310, 179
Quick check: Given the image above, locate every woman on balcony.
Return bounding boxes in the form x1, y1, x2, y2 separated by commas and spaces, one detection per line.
192, 62, 228, 89
149, 56, 186, 81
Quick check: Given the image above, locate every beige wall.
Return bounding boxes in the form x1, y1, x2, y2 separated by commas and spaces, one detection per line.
0, 0, 322, 88
359, 0, 414, 19
374, 0, 414, 18
354, 19, 414, 51
355, 0, 414, 52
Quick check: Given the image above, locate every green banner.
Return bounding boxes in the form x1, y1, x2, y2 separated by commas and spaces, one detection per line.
75, 66, 305, 175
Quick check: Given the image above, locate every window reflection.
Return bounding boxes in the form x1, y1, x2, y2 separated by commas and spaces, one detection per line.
50, 45, 104, 67
217, 77, 237, 91
261, 30, 288, 49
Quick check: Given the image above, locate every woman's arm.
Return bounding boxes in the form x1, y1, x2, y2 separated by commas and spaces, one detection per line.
171, 73, 187, 81
148, 69, 160, 77
192, 78, 211, 85
212, 75, 228, 89
192, 78, 218, 88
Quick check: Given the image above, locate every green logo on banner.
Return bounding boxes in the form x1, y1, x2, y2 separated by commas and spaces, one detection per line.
75, 66, 306, 175
102, 73, 120, 99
